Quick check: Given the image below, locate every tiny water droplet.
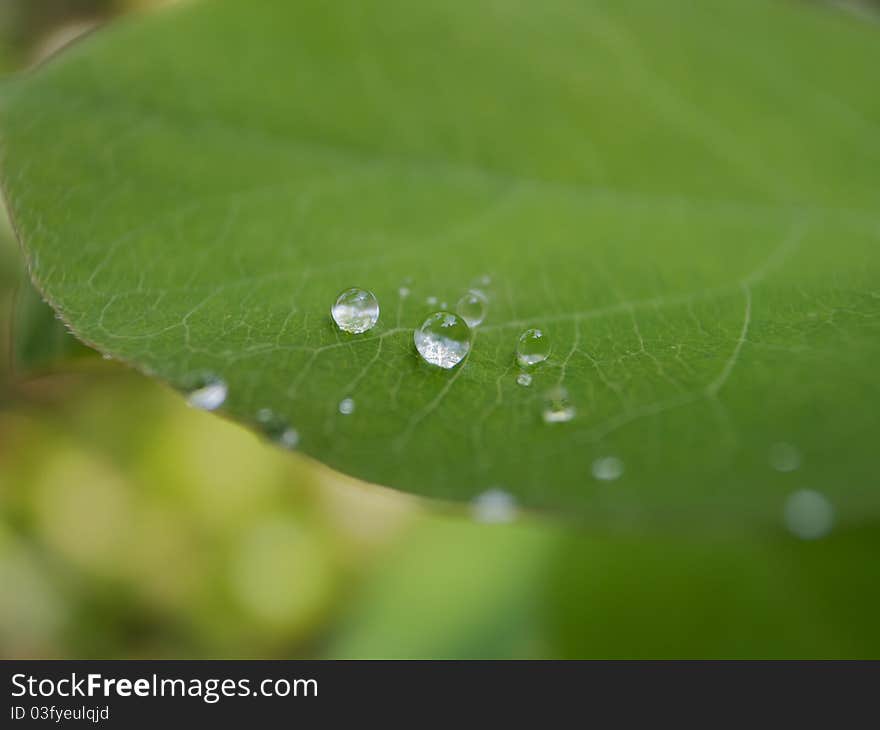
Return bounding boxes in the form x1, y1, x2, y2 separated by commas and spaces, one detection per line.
784, 489, 833, 540
398, 286, 410, 298
471, 488, 517, 524
516, 328, 551, 367
456, 289, 489, 327
769, 442, 801, 472
331, 287, 379, 334
256, 408, 299, 449
592, 456, 624, 481
186, 374, 227, 411
413, 312, 472, 369
338, 397, 355, 415
426, 296, 438, 306
101, 353, 113, 361
542, 385, 575, 423
516, 372, 532, 387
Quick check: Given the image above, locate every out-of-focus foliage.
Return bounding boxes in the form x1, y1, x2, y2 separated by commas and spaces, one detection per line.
1, 0, 879, 660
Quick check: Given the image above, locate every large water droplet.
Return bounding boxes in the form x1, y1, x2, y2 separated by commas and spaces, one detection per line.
256, 408, 299, 449
331, 287, 379, 334
542, 385, 575, 423
471, 488, 517, 524
516, 328, 551, 367
186, 374, 227, 411
769, 442, 801, 472
783, 489, 833, 540
413, 312, 472, 369
592, 456, 624, 481
516, 372, 532, 387
338, 397, 355, 415
456, 289, 489, 327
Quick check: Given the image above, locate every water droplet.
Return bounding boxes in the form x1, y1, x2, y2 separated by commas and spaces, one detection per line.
426, 296, 438, 306
101, 353, 113, 361
592, 456, 624, 481
331, 287, 380, 334
769, 442, 801, 472
186, 374, 227, 411
398, 286, 410, 298
516, 328, 551, 367
542, 385, 575, 423
516, 372, 532, 387
413, 312, 472, 369
783, 489, 833, 540
471, 488, 517, 524
338, 397, 355, 415
256, 408, 299, 449
456, 289, 489, 327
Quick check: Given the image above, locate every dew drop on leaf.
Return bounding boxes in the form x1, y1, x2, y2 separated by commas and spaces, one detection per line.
783, 489, 833, 540
331, 287, 379, 334
516, 372, 532, 387
542, 385, 575, 423
456, 289, 489, 327
185, 374, 227, 411
338, 397, 355, 415
516, 328, 551, 367
471, 488, 517, 524
256, 408, 299, 449
413, 312, 472, 369
592, 456, 624, 481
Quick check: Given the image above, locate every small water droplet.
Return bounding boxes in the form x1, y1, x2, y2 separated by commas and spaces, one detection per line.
101, 353, 113, 361
456, 289, 489, 327
331, 287, 380, 334
471, 488, 517, 524
426, 296, 438, 306
516, 372, 532, 387
542, 385, 575, 423
784, 489, 833, 540
769, 442, 801, 472
186, 374, 227, 411
592, 456, 624, 481
516, 328, 551, 367
398, 286, 410, 298
413, 312, 472, 369
256, 408, 299, 449
338, 397, 355, 415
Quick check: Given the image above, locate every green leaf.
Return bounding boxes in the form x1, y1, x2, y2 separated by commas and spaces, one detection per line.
1, 0, 878, 525
11, 271, 93, 374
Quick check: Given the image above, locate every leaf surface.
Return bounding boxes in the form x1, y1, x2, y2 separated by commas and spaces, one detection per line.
2, 0, 879, 525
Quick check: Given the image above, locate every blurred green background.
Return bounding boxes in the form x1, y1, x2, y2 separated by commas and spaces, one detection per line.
1, 0, 879, 660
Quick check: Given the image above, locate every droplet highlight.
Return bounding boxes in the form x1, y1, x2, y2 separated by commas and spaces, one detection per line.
338, 397, 355, 415
516, 328, 551, 367
592, 456, 624, 481
542, 385, 575, 423
413, 312, 472, 369
456, 289, 489, 327
516, 373, 532, 387
256, 408, 299, 449
783, 489, 833, 540
331, 287, 380, 334
769, 442, 801, 472
471, 488, 517, 524
186, 374, 227, 411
